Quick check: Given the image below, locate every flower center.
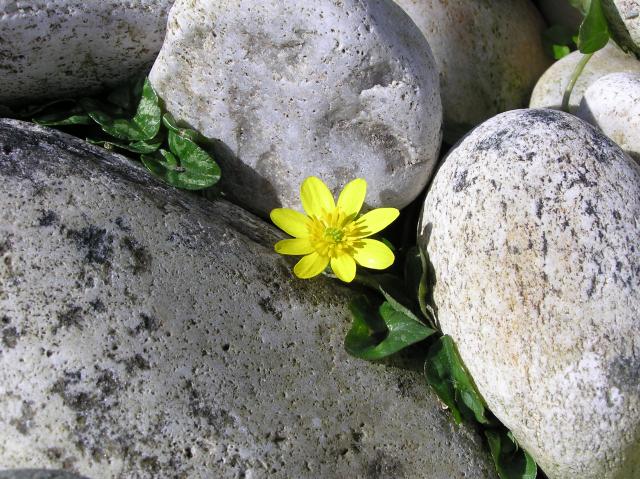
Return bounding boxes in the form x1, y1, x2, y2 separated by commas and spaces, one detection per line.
324, 227, 345, 243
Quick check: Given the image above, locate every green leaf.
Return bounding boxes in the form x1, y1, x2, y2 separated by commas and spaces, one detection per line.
162, 113, 200, 142
87, 137, 163, 154
424, 335, 490, 425
81, 78, 161, 141
542, 25, 577, 59
141, 132, 221, 191
404, 246, 437, 328
569, 0, 590, 15
345, 295, 435, 361
485, 429, 538, 479
34, 112, 91, 126
579, 0, 610, 53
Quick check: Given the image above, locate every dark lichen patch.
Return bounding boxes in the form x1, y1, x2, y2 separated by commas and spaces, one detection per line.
123, 353, 151, 374
135, 313, 160, 334
608, 354, 640, 393
475, 128, 512, 152
67, 225, 114, 265
89, 298, 106, 313
365, 451, 404, 479
140, 455, 161, 473
114, 216, 131, 232
95, 369, 120, 398
54, 305, 84, 334
0, 236, 12, 256
2, 326, 19, 348
258, 296, 283, 320
38, 209, 59, 227
9, 400, 36, 435
453, 169, 469, 193
121, 236, 152, 275
186, 380, 236, 430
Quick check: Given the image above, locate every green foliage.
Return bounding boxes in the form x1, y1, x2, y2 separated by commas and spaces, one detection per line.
578, 0, 609, 53
142, 130, 220, 190
569, 0, 590, 15
424, 335, 490, 425
26, 77, 221, 191
542, 25, 577, 60
486, 429, 538, 479
344, 295, 435, 361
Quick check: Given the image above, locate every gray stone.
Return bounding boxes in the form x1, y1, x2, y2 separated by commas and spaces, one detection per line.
0, 0, 173, 105
577, 71, 640, 162
0, 471, 90, 479
418, 109, 640, 479
530, 41, 640, 113
0, 119, 495, 479
394, 0, 550, 143
602, 0, 640, 58
149, 0, 442, 218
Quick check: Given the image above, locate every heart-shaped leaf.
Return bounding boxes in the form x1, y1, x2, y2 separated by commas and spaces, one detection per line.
485, 429, 538, 479
345, 295, 435, 361
424, 335, 490, 425
579, 0, 610, 53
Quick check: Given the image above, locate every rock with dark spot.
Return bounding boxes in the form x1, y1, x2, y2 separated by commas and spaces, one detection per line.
530, 42, 640, 113
0, 120, 494, 478
149, 0, 442, 217
0, 471, 91, 479
577, 72, 640, 162
418, 109, 640, 479
0, 0, 174, 105
393, 0, 550, 143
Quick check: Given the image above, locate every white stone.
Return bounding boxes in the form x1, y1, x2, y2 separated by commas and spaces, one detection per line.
602, 0, 640, 57
0, 120, 495, 479
530, 41, 640, 113
0, 0, 173, 105
393, 0, 550, 143
149, 0, 442, 217
577, 72, 640, 162
418, 109, 640, 479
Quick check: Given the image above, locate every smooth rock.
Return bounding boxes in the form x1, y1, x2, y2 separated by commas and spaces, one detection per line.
394, 0, 550, 143
418, 109, 640, 479
577, 71, 640, 161
0, 0, 173, 105
149, 0, 442, 217
0, 472, 89, 479
535, 0, 584, 31
0, 120, 495, 479
602, 0, 640, 58
530, 41, 640, 113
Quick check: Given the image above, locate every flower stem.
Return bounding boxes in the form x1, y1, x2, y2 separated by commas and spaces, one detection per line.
562, 52, 594, 113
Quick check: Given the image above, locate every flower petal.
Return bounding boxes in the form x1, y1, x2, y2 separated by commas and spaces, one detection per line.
293, 252, 330, 279
275, 238, 314, 256
331, 255, 357, 283
352, 208, 400, 238
353, 239, 395, 270
337, 178, 367, 220
270, 208, 310, 238
300, 176, 335, 218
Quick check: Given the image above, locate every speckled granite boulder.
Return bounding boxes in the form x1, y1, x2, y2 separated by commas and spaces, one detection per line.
602, 0, 640, 58
393, 0, 550, 143
0, 0, 173, 105
577, 72, 640, 162
149, 0, 442, 217
0, 120, 496, 479
0, 471, 90, 479
530, 42, 640, 113
418, 109, 640, 479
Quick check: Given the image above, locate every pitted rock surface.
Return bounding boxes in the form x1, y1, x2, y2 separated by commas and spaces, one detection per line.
578, 72, 640, 162
0, 120, 496, 479
418, 109, 640, 479
149, 0, 442, 218
0, 471, 90, 479
393, 0, 550, 143
0, 0, 173, 105
530, 42, 640, 113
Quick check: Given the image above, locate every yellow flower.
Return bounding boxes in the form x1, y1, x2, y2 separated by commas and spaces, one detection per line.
270, 176, 399, 283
